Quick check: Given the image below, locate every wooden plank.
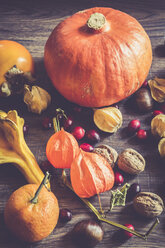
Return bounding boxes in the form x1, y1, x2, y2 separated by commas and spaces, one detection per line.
0, 1, 165, 247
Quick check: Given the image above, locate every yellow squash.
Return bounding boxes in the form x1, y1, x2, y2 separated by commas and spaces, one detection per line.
0, 110, 50, 188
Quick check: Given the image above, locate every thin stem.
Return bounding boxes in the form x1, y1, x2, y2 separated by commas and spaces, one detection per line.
53, 108, 67, 133
98, 217, 146, 240
53, 117, 59, 133
61, 170, 159, 240
31, 171, 50, 204
145, 218, 160, 237
97, 194, 104, 216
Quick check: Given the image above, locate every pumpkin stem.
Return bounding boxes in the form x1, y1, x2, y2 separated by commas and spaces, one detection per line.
87, 13, 106, 30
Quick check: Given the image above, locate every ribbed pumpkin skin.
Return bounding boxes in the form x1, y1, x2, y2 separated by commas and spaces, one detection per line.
44, 7, 152, 107
70, 149, 115, 198
46, 128, 79, 168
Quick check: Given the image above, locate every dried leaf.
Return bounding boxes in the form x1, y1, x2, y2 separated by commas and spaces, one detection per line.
24, 84, 51, 114
148, 77, 165, 102
110, 183, 130, 211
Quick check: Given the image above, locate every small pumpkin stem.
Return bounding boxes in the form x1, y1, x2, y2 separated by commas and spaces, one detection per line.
87, 13, 106, 30
31, 171, 50, 204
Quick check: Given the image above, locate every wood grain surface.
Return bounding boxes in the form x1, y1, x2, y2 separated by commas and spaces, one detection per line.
0, 0, 165, 247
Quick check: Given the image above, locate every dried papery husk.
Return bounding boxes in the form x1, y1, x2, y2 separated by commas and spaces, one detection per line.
158, 138, 165, 159
148, 77, 165, 102
24, 84, 51, 114
46, 128, 79, 169
93, 107, 122, 133
70, 149, 115, 198
0, 110, 50, 188
151, 114, 165, 138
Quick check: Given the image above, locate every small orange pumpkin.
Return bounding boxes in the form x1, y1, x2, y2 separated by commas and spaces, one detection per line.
44, 7, 152, 107
70, 149, 115, 198
46, 128, 79, 168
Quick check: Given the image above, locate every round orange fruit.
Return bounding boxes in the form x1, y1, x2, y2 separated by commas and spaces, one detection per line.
4, 184, 59, 242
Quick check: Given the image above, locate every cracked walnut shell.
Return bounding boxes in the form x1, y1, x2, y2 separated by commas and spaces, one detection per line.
93, 144, 118, 168
133, 192, 164, 218
117, 148, 145, 175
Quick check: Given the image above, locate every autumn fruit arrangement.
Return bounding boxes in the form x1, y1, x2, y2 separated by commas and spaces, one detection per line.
1, 5, 165, 247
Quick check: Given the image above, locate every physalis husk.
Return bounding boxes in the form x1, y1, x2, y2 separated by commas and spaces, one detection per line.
158, 138, 165, 159
93, 107, 122, 133
151, 114, 165, 138
148, 77, 165, 102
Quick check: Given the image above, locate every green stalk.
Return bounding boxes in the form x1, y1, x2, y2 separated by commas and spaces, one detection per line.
61, 170, 159, 240
53, 108, 67, 133
31, 171, 50, 204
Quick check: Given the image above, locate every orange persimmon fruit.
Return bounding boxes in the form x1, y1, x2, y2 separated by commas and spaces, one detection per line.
70, 149, 115, 198
46, 128, 80, 168
0, 40, 34, 86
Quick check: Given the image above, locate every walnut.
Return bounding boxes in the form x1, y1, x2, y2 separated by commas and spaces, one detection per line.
117, 148, 145, 175
133, 192, 164, 218
93, 144, 118, 168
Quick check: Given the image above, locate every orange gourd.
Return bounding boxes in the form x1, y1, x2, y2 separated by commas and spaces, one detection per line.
44, 7, 152, 107
70, 149, 115, 198
46, 128, 79, 168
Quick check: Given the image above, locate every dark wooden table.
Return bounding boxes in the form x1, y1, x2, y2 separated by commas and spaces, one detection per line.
0, 0, 165, 247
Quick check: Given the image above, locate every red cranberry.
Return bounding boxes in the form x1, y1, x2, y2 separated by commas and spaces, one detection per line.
72, 126, 85, 140
160, 104, 165, 114
152, 110, 163, 117
63, 116, 73, 130
127, 183, 141, 201
127, 120, 141, 134
23, 124, 29, 135
141, 80, 148, 88
124, 224, 134, 238
136, 129, 147, 140
80, 143, 94, 152
85, 129, 100, 143
59, 209, 72, 222
42, 117, 52, 130
114, 172, 124, 186
39, 160, 53, 173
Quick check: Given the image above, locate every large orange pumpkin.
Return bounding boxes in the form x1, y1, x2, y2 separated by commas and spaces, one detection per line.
70, 149, 115, 198
44, 7, 152, 107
